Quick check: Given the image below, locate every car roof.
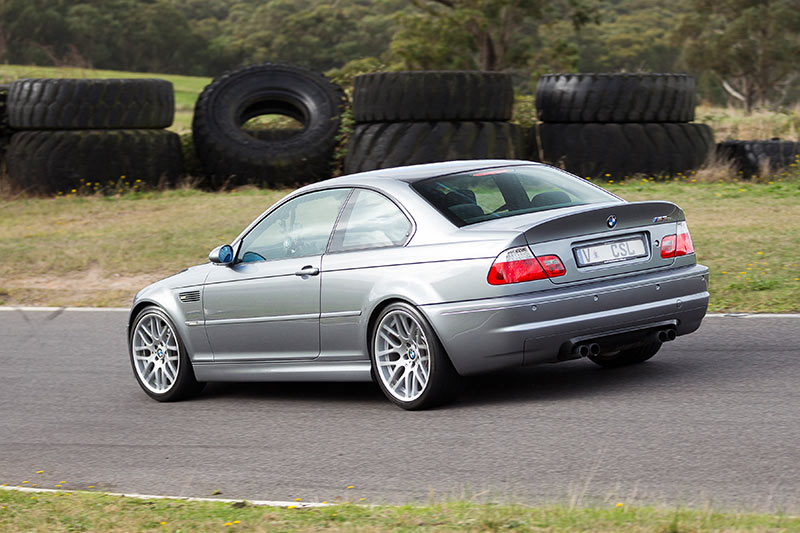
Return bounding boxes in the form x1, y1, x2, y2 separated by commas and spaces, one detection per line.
303, 159, 541, 190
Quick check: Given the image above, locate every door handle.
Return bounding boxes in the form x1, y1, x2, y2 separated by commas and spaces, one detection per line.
295, 266, 320, 277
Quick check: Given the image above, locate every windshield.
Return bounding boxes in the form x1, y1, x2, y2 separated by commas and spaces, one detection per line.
412, 165, 618, 227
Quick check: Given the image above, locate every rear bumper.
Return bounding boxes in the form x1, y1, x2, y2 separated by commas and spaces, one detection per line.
422, 264, 709, 375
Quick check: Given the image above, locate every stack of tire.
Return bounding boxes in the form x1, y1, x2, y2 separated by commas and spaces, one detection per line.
534, 73, 714, 178
192, 63, 345, 188
345, 71, 523, 174
0, 85, 12, 167
716, 140, 800, 177
5, 78, 181, 195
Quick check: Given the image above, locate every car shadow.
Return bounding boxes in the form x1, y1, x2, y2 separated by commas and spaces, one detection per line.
454, 358, 697, 408
195, 357, 704, 409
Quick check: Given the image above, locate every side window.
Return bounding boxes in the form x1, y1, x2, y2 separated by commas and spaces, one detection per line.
329, 189, 412, 253
239, 189, 350, 262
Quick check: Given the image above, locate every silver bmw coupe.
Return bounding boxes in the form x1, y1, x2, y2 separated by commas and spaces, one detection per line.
128, 160, 709, 409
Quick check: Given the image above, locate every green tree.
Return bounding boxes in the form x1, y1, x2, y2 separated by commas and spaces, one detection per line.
390, 0, 597, 71
577, 0, 682, 73
0, 0, 76, 65
677, 0, 800, 112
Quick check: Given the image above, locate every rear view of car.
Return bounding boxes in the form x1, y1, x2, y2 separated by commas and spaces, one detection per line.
413, 165, 708, 376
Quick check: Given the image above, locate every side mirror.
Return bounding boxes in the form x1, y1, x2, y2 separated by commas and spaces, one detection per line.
209, 244, 234, 265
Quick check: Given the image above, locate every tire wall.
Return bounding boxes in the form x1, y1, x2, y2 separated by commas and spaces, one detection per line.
0, 85, 12, 168
534, 72, 713, 178
716, 140, 800, 177
5, 78, 181, 195
347, 71, 522, 174
7, 130, 182, 194
192, 63, 345, 188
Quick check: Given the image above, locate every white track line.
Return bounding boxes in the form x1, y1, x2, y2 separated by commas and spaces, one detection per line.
0, 485, 329, 508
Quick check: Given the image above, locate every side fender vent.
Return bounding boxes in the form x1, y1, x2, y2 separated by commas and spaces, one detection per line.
179, 290, 201, 303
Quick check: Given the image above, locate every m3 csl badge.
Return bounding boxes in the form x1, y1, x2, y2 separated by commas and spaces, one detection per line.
607, 214, 617, 228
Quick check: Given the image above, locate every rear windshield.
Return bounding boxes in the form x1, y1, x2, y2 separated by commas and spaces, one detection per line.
412, 165, 618, 227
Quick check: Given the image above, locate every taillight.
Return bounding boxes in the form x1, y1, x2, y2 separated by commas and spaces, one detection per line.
660, 221, 695, 259
676, 221, 695, 256
488, 247, 566, 285
538, 255, 567, 277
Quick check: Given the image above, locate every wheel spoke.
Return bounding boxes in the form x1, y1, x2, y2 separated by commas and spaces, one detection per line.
414, 365, 427, 385
136, 329, 152, 347
388, 365, 405, 389
379, 330, 401, 348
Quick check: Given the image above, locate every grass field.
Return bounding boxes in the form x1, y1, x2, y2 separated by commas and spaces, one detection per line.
0, 179, 798, 311
1, 489, 799, 532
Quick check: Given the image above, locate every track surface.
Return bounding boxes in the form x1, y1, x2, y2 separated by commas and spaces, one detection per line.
1, 310, 798, 511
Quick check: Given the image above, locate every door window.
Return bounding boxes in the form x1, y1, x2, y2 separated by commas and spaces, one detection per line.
329, 189, 412, 253
239, 188, 351, 262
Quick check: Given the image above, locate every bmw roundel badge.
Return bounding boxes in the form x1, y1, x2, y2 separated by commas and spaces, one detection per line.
607, 214, 617, 228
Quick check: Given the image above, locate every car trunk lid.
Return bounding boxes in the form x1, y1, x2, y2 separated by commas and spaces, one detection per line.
520, 201, 684, 285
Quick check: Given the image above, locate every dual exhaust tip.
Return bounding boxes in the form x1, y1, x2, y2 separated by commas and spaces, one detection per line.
573, 342, 601, 358
573, 328, 676, 357
656, 328, 677, 342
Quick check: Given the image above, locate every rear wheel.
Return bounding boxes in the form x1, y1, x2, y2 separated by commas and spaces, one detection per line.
588, 341, 662, 368
371, 302, 460, 410
130, 306, 205, 401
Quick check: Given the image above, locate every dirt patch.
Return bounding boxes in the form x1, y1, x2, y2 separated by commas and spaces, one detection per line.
1, 266, 171, 307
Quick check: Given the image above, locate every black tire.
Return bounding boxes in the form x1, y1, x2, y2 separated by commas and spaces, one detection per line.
6, 130, 183, 195
353, 71, 514, 122
535, 73, 696, 123
192, 63, 345, 188
8, 78, 174, 129
345, 121, 523, 174
370, 302, 460, 410
0, 84, 12, 163
588, 342, 662, 368
129, 306, 205, 402
716, 140, 800, 177
538, 122, 713, 178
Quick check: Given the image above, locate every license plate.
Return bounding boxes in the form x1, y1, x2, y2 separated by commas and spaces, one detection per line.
575, 237, 647, 266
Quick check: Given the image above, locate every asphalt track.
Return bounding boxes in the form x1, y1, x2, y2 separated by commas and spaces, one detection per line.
1, 308, 798, 511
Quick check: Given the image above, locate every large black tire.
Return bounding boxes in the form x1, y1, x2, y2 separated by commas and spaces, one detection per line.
370, 302, 461, 410
353, 71, 514, 122
538, 122, 713, 178
0, 85, 12, 163
345, 121, 523, 174
8, 78, 174, 129
192, 63, 345, 188
588, 342, 662, 368
6, 130, 182, 195
536, 73, 696, 123
716, 140, 800, 177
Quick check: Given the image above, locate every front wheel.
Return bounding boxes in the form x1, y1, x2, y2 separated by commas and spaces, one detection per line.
588, 341, 662, 368
371, 302, 460, 410
129, 306, 205, 401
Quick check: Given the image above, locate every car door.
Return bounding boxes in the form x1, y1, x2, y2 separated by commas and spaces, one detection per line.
320, 188, 414, 360
203, 188, 351, 362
